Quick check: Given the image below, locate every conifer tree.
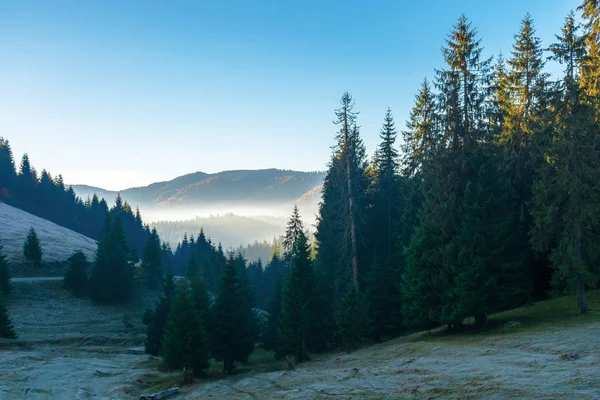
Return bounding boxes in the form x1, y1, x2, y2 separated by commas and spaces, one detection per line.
213, 255, 254, 374
90, 215, 132, 303
337, 282, 369, 351
185, 255, 200, 279
0, 300, 17, 339
23, 227, 42, 266
162, 281, 209, 376
145, 267, 176, 356
263, 278, 282, 355
64, 250, 88, 296
277, 210, 319, 363
531, 15, 600, 314
0, 137, 16, 201
190, 271, 212, 350
0, 243, 11, 294
579, 0, 600, 98
142, 228, 162, 288
282, 205, 304, 261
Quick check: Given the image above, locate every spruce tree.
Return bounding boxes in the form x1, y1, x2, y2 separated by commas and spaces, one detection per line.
190, 271, 212, 350
145, 267, 176, 356
0, 243, 11, 294
213, 256, 254, 374
23, 227, 42, 266
263, 278, 282, 355
162, 281, 209, 376
142, 228, 162, 288
64, 250, 88, 296
277, 212, 319, 363
530, 16, 600, 314
0, 300, 17, 339
579, 0, 600, 99
90, 215, 132, 303
0, 137, 16, 201
338, 282, 369, 351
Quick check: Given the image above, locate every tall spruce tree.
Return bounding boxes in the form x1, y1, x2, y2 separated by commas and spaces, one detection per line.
530, 15, 600, 314
142, 228, 162, 288
498, 14, 550, 300
23, 227, 42, 266
0, 137, 16, 201
277, 209, 319, 363
162, 280, 209, 376
0, 300, 17, 339
403, 15, 499, 328
213, 255, 254, 374
365, 109, 404, 341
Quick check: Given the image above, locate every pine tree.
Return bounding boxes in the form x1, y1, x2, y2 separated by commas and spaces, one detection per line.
90, 215, 132, 303
213, 255, 254, 374
23, 227, 42, 266
0, 243, 11, 294
64, 250, 88, 296
337, 282, 369, 351
277, 213, 319, 363
162, 281, 209, 376
145, 266, 176, 356
283, 205, 304, 261
531, 15, 600, 314
142, 228, 162, 288
0, 300, 17, 339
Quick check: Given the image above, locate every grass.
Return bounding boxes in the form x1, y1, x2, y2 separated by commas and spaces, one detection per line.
414, 289, 600, 344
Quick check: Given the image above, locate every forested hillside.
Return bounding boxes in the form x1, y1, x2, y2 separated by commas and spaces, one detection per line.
0, 144, 152, 257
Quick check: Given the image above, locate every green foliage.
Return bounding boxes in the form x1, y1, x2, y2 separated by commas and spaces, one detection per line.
337, 282, 369, 351
366, 259, 403, 342
213, 255, 255, 374
190, 272, 212, 350
277, 214, 320, 363
90, 215, 133, 303
23, 227, 42, 266
142, 228, 162, 288
0, 243, 11, 294
162, 281, 209, 376
64, 250, 88, 296
185, 255, 200, 280
145, 267, 176, 356
262, 279, 282, 354
0, 300, 17, 339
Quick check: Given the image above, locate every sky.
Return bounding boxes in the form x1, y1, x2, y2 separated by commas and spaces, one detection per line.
0, 0, 580, 190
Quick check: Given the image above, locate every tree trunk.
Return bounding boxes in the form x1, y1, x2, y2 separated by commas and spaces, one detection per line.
223, 358, 235, 375
576, 273, 588, 314
344, 122, 359, 285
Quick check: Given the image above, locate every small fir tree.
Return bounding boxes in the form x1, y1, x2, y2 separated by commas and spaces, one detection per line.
23, 227, 42, 266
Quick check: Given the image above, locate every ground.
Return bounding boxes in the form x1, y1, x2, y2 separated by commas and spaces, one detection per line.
1, 279, 599, 399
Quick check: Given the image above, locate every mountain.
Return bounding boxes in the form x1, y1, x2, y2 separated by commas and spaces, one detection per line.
72, 169, 326, 222
0, 202, 97, 266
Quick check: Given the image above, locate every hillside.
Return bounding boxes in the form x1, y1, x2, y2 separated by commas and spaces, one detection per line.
72, 169, 325, 222
1, 279, 598, 399
0, 202, 97, 267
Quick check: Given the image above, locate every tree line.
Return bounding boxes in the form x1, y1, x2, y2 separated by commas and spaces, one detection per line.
0, 147, 152, 257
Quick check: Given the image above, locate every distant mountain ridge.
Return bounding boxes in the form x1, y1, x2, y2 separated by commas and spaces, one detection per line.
72, 169, 326, 221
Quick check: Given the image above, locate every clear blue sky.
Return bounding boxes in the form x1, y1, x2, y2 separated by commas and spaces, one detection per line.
1, 0, 579, 190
